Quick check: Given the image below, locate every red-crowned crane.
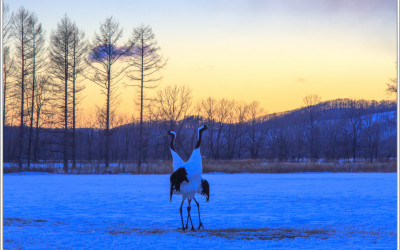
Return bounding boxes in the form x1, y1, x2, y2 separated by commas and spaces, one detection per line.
168, 125, 209, 231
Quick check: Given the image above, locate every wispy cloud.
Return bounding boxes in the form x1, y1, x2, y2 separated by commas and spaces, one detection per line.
88, 44, 160, 62
88, 44, 133, 62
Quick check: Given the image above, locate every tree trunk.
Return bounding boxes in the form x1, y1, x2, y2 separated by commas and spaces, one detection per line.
28, 43, 36, 169
18, 31, 25, 169
72, 55, 77, 169
106, 65, 111, 172
138, 37, 144, 172
3, 63, 7, 128
34, 108, 41, 162
63, 41, 69, 173
353, 129, 357, 162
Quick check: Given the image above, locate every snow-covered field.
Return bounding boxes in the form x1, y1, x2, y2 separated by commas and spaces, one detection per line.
3, 173, 397, 249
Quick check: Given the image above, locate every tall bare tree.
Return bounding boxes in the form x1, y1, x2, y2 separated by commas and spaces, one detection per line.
127, 24, 167, 170
197, 97, 217, 158
33, 75, 54, 162
2, 3, 14, 127
214, 99, 233, 159
234, 102, 249, 159
13, 7, 32, 168
347, 99, 365, 161
247, 101, 265, 159
69, 23, 87, 169
2, 3, 13, 45
303, 94, 321, 161
363, 113, 380, 163
224, 100, 239, 159
86, 16, 131, 171
155, 85, 192, 158
26, 13, 46, 168
49, 15, 74, 173
2, 47, 15, 127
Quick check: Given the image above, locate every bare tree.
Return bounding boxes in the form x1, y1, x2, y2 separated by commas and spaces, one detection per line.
303, 94, 321, 161
81, 111, 98, 163
293, 122, 306, 161
386, 78, 397, 95
26, 13, 46, 169
347, 99, 365, 161
197, 97, 217, 158
49, 15, 74, 173
214, 99, 234, 159
363, 113, 380, 162
2, 46, 16, 127
234, 102, 248, 159
13, 7, 32, 168
2, 3, 13, 45
2, 3, 15, 127
247, 101, 265, 159
33, 75, 55, 162
69, 23, 87, 169
116, 113, 135, 166
155, 84, 192, 159
127, 24, 167, 170
224, 100, 239, 159
197, 98, 233, 159
323, 118, 339, 161
86, 17, 131, 171
276, 127, 288, 161
156, 85, 192, 129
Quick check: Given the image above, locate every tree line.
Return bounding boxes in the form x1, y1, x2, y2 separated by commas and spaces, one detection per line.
2, 5, 166, 172
3, 96, 397, 171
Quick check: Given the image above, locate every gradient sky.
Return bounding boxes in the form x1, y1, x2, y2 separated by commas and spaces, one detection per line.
6, 0, 397, 116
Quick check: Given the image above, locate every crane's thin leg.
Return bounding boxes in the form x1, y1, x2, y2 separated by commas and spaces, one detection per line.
185, 206, 194, 230
180, 200, 185, 231
185, 199, 195, 231
185, 199, 191, 229
193, 198, 204, 229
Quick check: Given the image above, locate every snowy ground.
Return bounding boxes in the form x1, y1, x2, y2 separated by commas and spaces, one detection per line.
3, 173, 397, 249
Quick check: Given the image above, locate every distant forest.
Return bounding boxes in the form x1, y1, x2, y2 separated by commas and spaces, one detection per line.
2, 5, 397, 173
3, 98, 397, 171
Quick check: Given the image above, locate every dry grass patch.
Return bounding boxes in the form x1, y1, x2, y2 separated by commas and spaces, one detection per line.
3, 160, 396, 174
192, 227, 334, 241
203, 160, 396, 173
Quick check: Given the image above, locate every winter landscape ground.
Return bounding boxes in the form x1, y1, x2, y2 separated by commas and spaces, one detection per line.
3, 173, 397, 249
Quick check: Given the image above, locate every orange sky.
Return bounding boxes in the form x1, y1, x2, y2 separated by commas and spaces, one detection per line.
8, 0, 397, 117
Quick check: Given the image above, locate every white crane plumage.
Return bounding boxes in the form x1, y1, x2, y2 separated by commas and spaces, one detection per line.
168, 125, 209, 231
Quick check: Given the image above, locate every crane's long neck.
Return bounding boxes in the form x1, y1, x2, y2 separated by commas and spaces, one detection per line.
189, 126, 206, 164
195, 128, 205, 149
169, 132, 176, 151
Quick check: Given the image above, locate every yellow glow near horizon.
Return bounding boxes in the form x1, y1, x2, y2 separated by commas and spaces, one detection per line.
82, 27, 396, 117
7, 0, 397, 119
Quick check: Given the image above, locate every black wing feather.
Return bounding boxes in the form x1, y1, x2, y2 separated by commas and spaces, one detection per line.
201, 179, 210, 202
170, 167, 189, 201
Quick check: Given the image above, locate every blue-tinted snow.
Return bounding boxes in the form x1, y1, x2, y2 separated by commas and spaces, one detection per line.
3, 173, 396, 249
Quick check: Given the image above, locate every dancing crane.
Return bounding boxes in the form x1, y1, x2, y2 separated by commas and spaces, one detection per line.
169, 125, 209, 231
